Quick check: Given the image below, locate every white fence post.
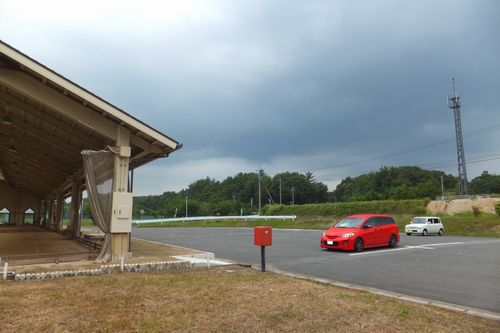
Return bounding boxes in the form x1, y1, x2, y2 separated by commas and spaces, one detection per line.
3, 262, 7, 280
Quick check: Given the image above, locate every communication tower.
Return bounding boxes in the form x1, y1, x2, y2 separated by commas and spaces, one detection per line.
448, 78, 469, 195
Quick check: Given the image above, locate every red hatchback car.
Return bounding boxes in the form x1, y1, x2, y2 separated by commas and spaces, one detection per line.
320, 214, 400, 252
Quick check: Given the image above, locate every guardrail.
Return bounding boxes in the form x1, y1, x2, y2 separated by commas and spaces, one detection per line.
133, 215, 297, 225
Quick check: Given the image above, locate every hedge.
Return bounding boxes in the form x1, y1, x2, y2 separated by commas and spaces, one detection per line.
263, 199, 430, 217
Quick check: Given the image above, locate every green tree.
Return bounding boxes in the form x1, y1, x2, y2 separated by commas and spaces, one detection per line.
469, 171, 500, 194
333, 166, 457, 201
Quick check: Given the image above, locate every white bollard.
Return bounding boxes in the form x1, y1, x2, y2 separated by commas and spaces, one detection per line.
3, 262, 7, 280
206, 252, 210, 269
120, 256, 124, 272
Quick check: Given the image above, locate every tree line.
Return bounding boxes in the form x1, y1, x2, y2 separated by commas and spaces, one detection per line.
133, 171, 328, 218
130, 166, 500, 218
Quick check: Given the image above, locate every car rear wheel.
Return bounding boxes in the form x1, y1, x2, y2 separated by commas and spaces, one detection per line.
422, 229, 428, 236
354, 238, 364, 252
388, 234, 397, 248
406, 233, 411, 236
438, 229, 443, 236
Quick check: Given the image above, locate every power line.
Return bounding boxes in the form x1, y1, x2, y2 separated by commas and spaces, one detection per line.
265, 122, 500, 178
316, 153, 500, 183
317, 152, 500, 182
309, 123, 500, 174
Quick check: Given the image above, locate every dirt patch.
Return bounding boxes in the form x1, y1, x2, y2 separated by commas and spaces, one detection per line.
427, 198, 500, 215
128, 238, 200, 262
0, 266, 498, 332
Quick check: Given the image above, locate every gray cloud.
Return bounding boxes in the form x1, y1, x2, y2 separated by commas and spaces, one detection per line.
1, 0, 499, 194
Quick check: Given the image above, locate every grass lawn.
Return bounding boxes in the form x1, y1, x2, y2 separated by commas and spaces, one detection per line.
135, 214, 500, 237
1, 266, 498, 332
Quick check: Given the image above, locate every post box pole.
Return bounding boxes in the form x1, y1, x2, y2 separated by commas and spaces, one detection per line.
261, 245, 266, 272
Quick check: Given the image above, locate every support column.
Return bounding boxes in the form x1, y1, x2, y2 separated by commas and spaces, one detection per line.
110, 126, 131, 260
55, 193, 64, 232
15, 187, 22, 226
47, 199, 53, 230
68, 177, 82, 238
41, 200, 48, 226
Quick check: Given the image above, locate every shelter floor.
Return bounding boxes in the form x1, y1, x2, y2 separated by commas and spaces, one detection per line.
0, 229, 87, 256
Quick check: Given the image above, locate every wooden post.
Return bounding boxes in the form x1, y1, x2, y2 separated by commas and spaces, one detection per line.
110, 126, 131, 260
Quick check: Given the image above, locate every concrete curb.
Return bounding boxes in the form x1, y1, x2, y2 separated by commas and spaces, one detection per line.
261, 265, 500, 322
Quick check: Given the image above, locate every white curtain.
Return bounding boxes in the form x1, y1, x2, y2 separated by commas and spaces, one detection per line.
81, 150, 114, 262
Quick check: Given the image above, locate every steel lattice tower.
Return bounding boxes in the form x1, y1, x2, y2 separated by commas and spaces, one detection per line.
448, 78, 469, 195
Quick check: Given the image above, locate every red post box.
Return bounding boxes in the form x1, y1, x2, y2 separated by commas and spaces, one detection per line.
254, 226, 272, 272
254, 226, 272, 246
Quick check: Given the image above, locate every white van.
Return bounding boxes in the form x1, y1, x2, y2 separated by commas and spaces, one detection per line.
405, 216, 444, 236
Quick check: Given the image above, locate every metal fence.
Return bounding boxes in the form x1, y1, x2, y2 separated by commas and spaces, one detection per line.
133, 215, 297, 225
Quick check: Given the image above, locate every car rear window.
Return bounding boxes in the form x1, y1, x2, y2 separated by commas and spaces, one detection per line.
376, 217, 396, 225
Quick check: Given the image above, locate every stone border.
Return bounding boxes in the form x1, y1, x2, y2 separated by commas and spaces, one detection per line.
11, 261, 193, 281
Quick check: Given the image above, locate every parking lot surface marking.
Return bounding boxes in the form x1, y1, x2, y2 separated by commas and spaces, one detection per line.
349, 241, 464, 256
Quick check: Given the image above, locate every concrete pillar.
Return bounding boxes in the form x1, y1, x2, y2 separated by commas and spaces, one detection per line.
41, 200, 48, 226
47, 199, 53, 230
15, 187, 22, 226
54, 193, 64, 231
68, 177, 82, 238
34, 200, 42, 225
110, 126, 131, 260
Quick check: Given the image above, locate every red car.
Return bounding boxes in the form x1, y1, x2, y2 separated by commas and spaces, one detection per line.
320, 214, 400, 252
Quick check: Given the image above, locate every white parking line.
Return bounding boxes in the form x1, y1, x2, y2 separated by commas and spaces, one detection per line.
417, 242, 464, 247
409, 245, 435, 250
349, 241, 464, 256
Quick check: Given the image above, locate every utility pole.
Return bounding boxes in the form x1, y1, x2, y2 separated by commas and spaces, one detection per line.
448, 78, 469, 195
279, 177, 282, 205
440, 175, 445, 199
185, 196, 188, 218
291, 186, 295, 205
258, 170, 262, 215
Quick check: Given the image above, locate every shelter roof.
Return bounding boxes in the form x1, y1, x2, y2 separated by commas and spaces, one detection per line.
0, 40, 181, 198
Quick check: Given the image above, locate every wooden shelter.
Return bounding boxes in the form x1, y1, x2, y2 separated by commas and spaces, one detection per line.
0, 40, 181, 260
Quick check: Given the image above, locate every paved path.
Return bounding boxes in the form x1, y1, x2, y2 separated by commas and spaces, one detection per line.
133, 227, 500, 313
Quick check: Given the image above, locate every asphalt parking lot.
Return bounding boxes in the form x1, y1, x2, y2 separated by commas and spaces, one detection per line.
133, 227, 500, 313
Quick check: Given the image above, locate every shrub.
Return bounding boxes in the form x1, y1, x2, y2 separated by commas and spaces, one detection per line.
495, 204, 500, 216
262, 199, 429, 217
472, 206, 481, 217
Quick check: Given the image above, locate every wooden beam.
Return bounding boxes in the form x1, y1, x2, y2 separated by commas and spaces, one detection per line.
2, 125, 79, 161
0, 69, 165, 154
0, 70, 117, 140
0, 136, 75, 174
0, 92, 104, 149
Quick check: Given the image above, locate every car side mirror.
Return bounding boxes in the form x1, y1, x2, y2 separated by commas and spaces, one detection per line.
363, 225, 372, 228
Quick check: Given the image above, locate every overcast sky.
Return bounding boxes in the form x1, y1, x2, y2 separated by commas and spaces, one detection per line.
1, 0, 499, 195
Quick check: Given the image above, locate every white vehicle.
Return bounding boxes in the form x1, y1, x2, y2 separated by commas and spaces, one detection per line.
405, 216, 444, 236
